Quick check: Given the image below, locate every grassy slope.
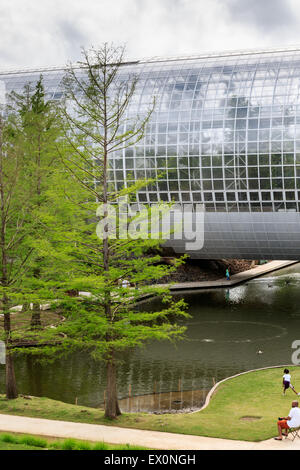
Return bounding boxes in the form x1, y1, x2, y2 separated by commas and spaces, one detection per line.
0, 366, 299, 442
0, 432, 148, 450
0, 442, 39, 450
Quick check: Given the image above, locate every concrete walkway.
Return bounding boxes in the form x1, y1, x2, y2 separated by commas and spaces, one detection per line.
0, 413, 298, 450
158, 260, 298, 292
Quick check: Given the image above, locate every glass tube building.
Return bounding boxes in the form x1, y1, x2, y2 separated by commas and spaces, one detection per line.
2, 46, 300, 259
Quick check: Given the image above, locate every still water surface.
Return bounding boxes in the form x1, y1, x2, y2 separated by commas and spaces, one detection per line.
1, 263, 300, 411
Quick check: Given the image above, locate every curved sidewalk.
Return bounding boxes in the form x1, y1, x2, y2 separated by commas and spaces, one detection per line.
0, 413, 298, 450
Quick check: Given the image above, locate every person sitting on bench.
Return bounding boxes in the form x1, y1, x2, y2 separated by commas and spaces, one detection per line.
275, 401, 300, 440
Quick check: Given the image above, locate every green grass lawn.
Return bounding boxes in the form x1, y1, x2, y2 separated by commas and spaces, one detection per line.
0, 366, 299, 442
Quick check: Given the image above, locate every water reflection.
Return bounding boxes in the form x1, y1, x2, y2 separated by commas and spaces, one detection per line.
118, 389, 208, 413
0, 263, 300, 411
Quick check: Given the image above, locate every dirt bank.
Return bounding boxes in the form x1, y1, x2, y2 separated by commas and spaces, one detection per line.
154, 258, 258, 284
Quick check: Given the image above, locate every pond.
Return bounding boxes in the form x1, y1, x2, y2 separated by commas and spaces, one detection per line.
1, 263, 300, 412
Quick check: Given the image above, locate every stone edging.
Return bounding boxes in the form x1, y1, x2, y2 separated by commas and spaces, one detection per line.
192, 364, 298, 414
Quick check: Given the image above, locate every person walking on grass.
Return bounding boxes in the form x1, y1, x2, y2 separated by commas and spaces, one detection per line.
282, 369, 300, 396
275, 401, 300, 440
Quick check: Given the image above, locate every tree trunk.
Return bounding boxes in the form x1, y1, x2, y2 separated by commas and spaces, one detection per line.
3, 297, 18, 399
0, 118, 18, 400
5, 347, 17, 399
116, 397, 121, 416
105, 355, 121, 419
30, 303, 42, 330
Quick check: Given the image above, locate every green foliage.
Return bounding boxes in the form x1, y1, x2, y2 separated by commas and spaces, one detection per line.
0, 432, 147, 450
19, 435, 48, 448
0, 433, 47, 448
92, 441, 109, 450
59, 438, 79, 450
9, 45, 189, 371
0, 45, 188, 416
0, 433, 15, 443
0, 75, 66, 306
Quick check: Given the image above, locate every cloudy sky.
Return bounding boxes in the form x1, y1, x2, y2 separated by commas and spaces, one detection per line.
1, 0, 300, 69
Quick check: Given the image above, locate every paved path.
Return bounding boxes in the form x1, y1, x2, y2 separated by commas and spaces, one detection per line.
0, 413, 298, 450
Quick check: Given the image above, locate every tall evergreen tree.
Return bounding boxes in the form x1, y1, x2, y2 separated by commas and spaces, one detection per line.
0, 77, 65, 398
9, 77, 64, 329
0, 106, 34, 398
57, 44, 188, 419
11, 44, 188, 419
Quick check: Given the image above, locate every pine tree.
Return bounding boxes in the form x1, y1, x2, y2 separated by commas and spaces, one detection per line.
0, 107, 33, 398
9, 76, 64, 329
12, 44, 189, 419
59, 44, 188, 419
0, 77, 66, 398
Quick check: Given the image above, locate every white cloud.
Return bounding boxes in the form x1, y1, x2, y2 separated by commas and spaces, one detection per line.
1, 0, 300, 69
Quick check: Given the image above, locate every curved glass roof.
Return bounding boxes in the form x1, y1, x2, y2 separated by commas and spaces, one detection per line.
2, 46, 300, 213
